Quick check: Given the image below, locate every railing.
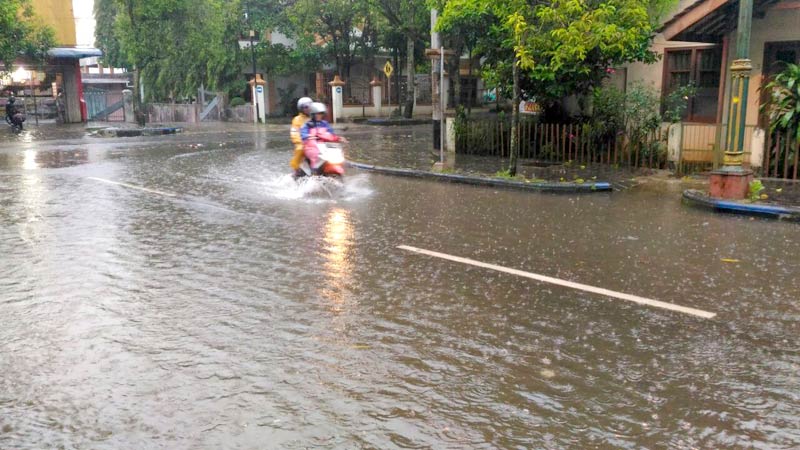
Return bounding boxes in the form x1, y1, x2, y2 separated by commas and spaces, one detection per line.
678, 123, 757, 174
455, 117, 668, 169
765, 129, 799, 180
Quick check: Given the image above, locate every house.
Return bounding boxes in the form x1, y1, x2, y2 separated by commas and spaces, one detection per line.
0, 0, 102, 123
623, 0, 800, 171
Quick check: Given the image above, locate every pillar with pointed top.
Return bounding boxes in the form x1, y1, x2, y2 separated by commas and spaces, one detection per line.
328, 75, 346, 124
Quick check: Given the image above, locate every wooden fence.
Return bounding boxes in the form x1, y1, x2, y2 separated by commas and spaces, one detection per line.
455, 117, 668, 169
765, 129, 799, 180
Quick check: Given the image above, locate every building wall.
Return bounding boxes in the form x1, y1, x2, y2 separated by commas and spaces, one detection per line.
722, 7, 800, 127
31, 0, 77, 46
624, 37, 716, 94
71, 0, 96, 47
625, 5, 800, 127
623, 0, 715, 92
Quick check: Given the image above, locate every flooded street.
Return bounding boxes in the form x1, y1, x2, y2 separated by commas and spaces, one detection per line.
1, 124, 799, 449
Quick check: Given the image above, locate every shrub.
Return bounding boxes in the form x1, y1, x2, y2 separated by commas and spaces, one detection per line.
761, 63, 800, 141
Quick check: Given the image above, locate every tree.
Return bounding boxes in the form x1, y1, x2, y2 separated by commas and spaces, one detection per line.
108, 0, 243, 101
95, 0, 129, 68
287, 0, 379, 98
0, 0, 55, 73
438, 0, 674, 175
437, 5, 493, 114
371, 0, 429, 117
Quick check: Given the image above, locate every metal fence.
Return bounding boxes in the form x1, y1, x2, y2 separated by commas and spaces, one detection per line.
455, 117, 668, 169
765, 129, 799, 180
85, 89, 125, 122
678, 123, 757, 174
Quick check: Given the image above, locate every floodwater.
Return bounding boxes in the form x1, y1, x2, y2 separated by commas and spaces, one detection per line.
1, 124, 799, 449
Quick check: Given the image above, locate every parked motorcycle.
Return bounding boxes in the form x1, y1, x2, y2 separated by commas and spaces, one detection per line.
6, 112, 25, 132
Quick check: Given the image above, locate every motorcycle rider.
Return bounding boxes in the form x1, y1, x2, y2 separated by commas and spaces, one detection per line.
300, 102, 347, 174
290, 97, 313, 177
5, 95, 17, 123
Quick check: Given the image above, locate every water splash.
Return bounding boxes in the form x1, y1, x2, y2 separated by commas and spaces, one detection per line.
264, 173, 373, 202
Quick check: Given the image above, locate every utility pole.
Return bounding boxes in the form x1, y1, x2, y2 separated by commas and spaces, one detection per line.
246, 2, 259, 122
428, 9, 442, 153
710, 0, 754, 199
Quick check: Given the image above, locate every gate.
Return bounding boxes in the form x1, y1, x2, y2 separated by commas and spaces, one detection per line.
85, 88, 125, 122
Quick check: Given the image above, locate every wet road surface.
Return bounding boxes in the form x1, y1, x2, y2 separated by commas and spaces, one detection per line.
1, 124, 799, 449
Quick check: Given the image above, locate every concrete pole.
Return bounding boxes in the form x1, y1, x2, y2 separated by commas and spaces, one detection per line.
329, 75, 346, 124
249, 75, 266, 123
710, 0, 754, 199
123, 89, 134, 123
430, 9, 442, 152
370, 77, 382, 116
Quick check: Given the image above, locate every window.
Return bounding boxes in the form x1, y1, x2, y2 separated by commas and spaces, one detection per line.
764, 41, 800, 76
663, 47, 722, 123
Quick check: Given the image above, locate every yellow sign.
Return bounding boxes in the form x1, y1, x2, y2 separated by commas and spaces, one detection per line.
383, 61, 394, 78
520, 100, 542, 115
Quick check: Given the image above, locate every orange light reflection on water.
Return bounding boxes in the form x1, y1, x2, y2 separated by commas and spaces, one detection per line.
322, 208, 354, 313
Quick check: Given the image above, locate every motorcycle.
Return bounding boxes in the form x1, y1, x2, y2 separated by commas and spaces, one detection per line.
6, 112, 25, 132
298, 127, 346, 178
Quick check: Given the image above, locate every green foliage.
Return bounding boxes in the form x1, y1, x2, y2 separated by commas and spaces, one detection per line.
286, 0, 379, 82
229, 97, 246, 107
591, 86, 626, 138
590, 83, 679, 162
748, 179, 765, 202
662, 83, 697, 123
761, 63, 800, 142
109, 0, 243, 101
0, 0, 55, 71
95, 0, 128, 68
276, 82, 298, 116
623, 83, 662, 139
438, 0, 674, 102
258, 42, 324, 77
494, 169, 514, 179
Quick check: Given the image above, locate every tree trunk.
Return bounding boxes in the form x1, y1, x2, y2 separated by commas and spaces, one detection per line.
509, 57, 520, 176
344, 58, 352, 99
403, 35, 415, 118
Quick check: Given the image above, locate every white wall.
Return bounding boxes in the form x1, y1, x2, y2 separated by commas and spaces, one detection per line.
72, 0, 96, 47
721, 8, 800, 127
338, 104, 434, 119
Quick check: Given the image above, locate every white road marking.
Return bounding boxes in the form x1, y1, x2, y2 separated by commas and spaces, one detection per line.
398, 245, 716, 319
87, 177, 177, 197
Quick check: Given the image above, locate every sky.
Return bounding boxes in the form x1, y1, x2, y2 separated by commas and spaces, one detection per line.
73, 0, 96, 47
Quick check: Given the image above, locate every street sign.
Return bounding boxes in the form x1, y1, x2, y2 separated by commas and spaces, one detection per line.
519, 100, 542, 115
256, 85, 263, 94
383, 61, 394, 78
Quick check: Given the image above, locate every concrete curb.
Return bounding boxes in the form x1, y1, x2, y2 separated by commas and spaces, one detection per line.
94, 127, 183, 138
682, 189, 800, 221
347, 161, 613, 193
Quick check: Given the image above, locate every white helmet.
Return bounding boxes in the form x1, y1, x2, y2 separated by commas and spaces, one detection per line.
297, 97, 313, 111
309, 102, 327, 115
